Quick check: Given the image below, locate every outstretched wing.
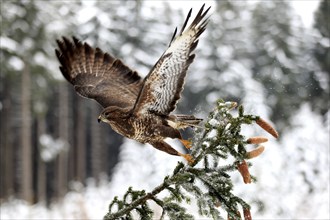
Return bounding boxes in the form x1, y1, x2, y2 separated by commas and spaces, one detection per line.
55, 37, 143, 108
133, 4, 210, 116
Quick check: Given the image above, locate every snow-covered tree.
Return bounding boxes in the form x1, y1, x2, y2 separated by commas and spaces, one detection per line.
250, 1, 326, 130
313, 0, 330, 115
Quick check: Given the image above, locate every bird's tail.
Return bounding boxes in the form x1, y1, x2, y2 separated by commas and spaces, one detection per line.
167, 114, 203, 129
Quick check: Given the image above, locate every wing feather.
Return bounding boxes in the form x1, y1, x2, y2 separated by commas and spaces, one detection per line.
55, 37, 143, 108
133, 4, 210, 115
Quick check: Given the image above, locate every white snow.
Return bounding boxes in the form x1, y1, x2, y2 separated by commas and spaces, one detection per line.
39, 134, 69, 162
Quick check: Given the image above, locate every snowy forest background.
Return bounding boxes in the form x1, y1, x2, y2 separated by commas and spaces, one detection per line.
0, 0, 329, 219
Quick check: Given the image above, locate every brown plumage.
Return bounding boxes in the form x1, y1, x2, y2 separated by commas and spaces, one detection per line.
55, 5, 210, 163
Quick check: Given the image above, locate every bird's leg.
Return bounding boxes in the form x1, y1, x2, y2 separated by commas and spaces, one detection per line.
156, 125, 192, 149
151, 141, 194, 165
177, 152, 194, 165
179, 139, 192, 149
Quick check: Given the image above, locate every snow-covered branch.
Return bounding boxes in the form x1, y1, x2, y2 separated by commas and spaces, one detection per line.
104, 100, 278, 220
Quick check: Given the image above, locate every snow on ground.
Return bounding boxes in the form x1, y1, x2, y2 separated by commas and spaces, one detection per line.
0, 139, 183, 219
236, 104, 330, 219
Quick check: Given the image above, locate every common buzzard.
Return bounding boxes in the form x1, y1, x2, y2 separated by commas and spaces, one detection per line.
55, 5, 210, 163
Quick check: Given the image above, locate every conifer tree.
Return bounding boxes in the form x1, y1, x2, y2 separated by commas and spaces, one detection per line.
104, 100, 278, 219
313, 0, 330, 115
1, 0, 58, 202
250, 1, 326, 128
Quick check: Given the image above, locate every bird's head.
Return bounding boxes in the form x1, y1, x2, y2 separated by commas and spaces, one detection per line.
98, 106, 128, 123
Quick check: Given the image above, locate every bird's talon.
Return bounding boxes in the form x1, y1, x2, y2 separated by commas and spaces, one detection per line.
179, 139, 192, 149
179, 153, 194, 165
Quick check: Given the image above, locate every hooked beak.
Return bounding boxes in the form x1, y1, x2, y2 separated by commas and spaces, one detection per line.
97, 116, 102, 123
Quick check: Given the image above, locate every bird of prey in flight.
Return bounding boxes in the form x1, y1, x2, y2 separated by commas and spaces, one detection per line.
55, 4, 210, 163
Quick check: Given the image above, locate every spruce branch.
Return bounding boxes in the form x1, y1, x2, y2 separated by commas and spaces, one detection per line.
104, 100, 278, 220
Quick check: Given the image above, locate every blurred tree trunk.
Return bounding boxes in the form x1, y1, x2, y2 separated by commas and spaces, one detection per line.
37, 116, 46, 203
56, 82, 69, 198
75, 97, 86, 183
21, 60, 33, 203
91, 103, 102, 183
0, 79, 14, 200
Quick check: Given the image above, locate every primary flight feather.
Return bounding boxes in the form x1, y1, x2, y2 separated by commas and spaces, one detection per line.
55, 4, 211, 163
